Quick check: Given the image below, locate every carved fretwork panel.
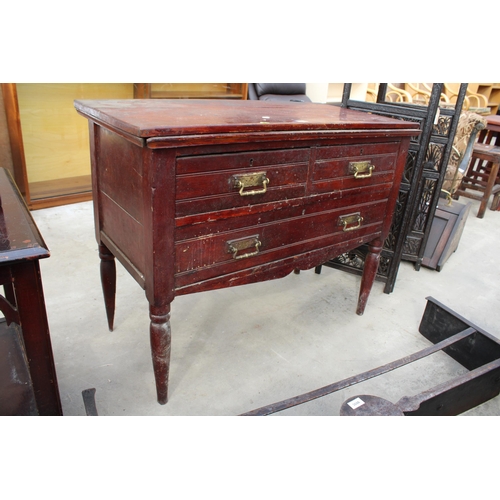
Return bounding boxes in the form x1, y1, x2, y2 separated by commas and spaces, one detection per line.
384, 189, 409, 252
402, 149, 418, 185
433, 114, 453, 137
412, 177, 438, 234
424, 142, 446, 173
333, 250, 365, 271
403, 236, 423, 257
323, 83, 468, 294
377, 253, 391, 278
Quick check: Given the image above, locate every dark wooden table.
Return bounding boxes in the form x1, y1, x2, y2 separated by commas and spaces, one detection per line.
457, 113, 500, 217
75, 99, 419, 405
0, 168, 62, 415
486, 114, 500, 133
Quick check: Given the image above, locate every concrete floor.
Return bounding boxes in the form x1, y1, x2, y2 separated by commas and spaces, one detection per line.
31, 196, 500, 416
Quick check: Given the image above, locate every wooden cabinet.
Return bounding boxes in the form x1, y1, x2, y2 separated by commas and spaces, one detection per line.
1, 84, 249, 209
421, 198, 470, 271
133, 83, 248, 100
75, 99, 418, 404
1, 83, 135, 209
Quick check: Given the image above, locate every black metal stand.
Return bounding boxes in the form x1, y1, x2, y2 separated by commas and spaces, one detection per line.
318, 84, 468, 294
242, 297, 500, 416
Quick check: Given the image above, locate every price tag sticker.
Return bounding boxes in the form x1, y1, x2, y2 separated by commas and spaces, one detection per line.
347, 397, 365, 410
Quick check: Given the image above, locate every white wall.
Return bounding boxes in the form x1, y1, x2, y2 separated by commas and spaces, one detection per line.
306, 83, 368, 103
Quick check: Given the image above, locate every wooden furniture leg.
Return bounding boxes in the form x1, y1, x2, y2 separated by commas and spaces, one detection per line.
477, 160, 500, 218
456, 143, 500, 218
149, 303, 172, 405
3, 281, 16, 308
99, 243, 116, 331
491, 187, 500, 211
12, 260, 62, 415
356, 238, 383, 316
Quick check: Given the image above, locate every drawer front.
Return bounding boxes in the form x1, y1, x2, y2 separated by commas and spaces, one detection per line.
175, 182, 393, 241
175, 149, 310, 217
174, 198, 387, 287
312, 141, 400, 194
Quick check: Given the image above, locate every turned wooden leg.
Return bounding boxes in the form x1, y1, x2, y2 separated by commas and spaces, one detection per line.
99, 243, 116, 331
356, 239, 382, 316
149, 304, 172, 405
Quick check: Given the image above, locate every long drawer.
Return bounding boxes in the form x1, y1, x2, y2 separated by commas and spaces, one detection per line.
175, 182, 393, 240
174, 198, 387, 287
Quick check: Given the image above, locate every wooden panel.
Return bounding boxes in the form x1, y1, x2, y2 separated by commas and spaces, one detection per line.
1, 84, 30, 201
29, 175, 92, 199
176, 148, 310, 174
149, 83, 247, 100
98, 127, 144, 223
422, 199, 470, 271
17, 84, 133, 184
100, 193, 145, 277
0, 87, 14, 173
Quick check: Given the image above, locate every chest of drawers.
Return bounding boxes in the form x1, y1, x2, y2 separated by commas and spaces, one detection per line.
75, 99, 418, 405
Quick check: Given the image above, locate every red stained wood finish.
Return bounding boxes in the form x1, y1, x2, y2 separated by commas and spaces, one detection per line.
0, 168, 62, 415
74, 99, 419, 405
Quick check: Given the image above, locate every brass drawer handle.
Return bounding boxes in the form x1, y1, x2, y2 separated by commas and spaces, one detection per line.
339, 213, 364, 232
227, 235, 262, 260
232, 172, 270, 196
349, 161, 375, 179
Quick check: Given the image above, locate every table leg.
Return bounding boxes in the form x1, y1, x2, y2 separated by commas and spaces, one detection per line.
99, 243, 116, 331
12, 260, 62, 415
149, 304, 172, 405
477, 161, 500, 218
356, 238, 382, 316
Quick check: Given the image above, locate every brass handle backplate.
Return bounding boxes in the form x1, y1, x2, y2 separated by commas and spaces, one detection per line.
226, 235, 262, 260
338, 213, 364, 232
349, 161, 375, 179
232, 172, 269, 196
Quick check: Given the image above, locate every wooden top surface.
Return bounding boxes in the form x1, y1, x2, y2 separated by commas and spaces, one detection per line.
473, 142, 500, 161
0, 168, 49, 262
486, 114, 500, 129
74, 99, 420, 139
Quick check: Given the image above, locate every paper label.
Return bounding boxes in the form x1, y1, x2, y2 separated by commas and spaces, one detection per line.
347, 397, 365, 410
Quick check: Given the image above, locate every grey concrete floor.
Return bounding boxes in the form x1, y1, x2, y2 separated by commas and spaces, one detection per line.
31, 196, 500, 416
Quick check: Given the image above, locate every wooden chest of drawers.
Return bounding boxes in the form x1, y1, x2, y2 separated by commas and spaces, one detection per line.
75, 99, 418, 405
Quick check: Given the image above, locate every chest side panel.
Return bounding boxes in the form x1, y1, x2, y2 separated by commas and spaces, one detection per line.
97, 127, 146, 276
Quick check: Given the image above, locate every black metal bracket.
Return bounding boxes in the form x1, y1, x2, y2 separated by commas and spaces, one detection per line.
82, 388, 98, 416
241, 297, 500, 416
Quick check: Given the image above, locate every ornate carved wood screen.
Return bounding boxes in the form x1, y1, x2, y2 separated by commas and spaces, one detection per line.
320, 83, 467, 293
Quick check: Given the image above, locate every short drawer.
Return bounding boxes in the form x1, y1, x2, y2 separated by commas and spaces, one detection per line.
174, 199, 387, 280
176, 149, 310, 217
312, 141, 400, 193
